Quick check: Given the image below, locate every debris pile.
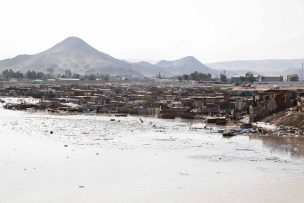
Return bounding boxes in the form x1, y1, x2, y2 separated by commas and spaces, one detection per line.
262, 108, 304, 130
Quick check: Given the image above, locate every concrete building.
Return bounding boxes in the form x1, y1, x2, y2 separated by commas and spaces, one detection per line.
259, 76, 283, 83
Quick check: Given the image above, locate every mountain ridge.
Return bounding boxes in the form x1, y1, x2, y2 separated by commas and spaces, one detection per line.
1, 37, 303, 78
156, 56, 217, 76
0, 37, 215, 77
207, 58, 304, 72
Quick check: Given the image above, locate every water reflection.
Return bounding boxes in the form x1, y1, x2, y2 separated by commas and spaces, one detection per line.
250, 135, 304, 158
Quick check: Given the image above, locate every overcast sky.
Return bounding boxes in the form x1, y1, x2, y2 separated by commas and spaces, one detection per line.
1, 0, 304, 63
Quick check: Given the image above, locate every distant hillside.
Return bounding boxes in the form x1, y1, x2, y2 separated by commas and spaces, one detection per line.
1, 36, 304, 79
156, 56, 218, 77
207, 59, 304, 73
0, 36, 217, 78
130, 61, 170, 78
0, 37, 144, 77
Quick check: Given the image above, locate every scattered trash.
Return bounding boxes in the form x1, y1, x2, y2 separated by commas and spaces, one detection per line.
190, 123, 206, 129
241, 128, 256, 134
206, 116, 227, 125
236, 148, 254, 151
115, 114, 128, 117
223, 130, 235, 138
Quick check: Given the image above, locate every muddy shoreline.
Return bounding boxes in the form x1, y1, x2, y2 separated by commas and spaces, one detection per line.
0, 98, 302, 140
2, 97, 304, 138
1, 97, 304, 203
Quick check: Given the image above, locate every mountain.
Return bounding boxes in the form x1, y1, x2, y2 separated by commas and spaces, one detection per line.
0, 37, 144, 77
0, 37, 217, 78
156, 56, 218, 77
207, 59, 304, 74
2, 37, 303, 78
130, 61, 170, 77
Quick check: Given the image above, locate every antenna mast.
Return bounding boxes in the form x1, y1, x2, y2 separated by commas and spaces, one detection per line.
302, 62, 304, 83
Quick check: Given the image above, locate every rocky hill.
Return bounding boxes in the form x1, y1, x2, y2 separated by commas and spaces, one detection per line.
0, 37, 217, 78
156, 56, 217, 77
0, 37, 143, 77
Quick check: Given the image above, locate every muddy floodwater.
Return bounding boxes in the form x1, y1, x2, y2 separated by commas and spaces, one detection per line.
1, 99, 304, 203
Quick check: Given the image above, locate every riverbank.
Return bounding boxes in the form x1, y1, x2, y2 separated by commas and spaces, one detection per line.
3, 97, 304, 138
0, 103, 304, 202
262, 108, 304, 131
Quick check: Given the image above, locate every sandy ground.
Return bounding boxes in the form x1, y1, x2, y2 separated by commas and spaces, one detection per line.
1, 98, 304, 203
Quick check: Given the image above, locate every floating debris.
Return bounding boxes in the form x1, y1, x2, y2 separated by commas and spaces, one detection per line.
223, 130, 235, 138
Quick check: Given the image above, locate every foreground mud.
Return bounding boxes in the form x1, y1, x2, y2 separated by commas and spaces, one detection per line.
0, 98, 304, 203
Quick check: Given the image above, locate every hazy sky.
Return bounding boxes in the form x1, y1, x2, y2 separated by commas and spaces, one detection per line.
1, 0, 304, 63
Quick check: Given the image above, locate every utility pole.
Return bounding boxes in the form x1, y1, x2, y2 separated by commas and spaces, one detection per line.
302, 62, 304, 83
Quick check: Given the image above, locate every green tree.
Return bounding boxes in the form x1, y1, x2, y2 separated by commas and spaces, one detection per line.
72, 73, 81, 79
143, 95, 155, 107
240, 76, 245, 83
103, 75, 110, 81
289, 74, 299, 81
37, 72, 44, 79
26, 71, 37, 79
245, 72, 255, 83
182, 74, 189, 81
47, 67, 54, 74
65, 69, 72, 78
220, 72, 227, 82
15, 71, 24, 79
88, 74, 97, 80
190, 71, 199, 81
157, 72, 162, 79
2, 69, 10, 78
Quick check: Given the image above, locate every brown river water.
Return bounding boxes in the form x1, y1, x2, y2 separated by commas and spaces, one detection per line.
0, 98, 304, 203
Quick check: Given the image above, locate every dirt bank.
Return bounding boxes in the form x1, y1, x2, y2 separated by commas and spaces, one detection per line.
262, 108, 304, 131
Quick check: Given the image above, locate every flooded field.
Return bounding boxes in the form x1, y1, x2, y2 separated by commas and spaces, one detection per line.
1, 98, 304, 203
